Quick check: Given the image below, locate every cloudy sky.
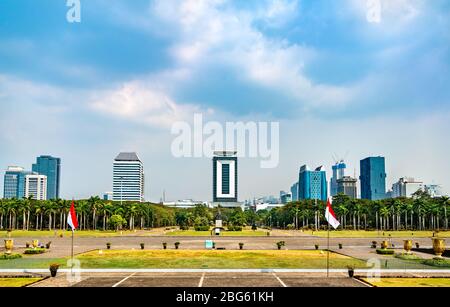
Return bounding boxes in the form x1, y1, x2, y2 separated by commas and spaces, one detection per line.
1, 0, 449, 201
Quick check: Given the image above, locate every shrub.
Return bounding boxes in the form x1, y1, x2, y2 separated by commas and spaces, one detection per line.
0, 253, 22, 260
106, 242, 111, 249
195, 226, 210, 231
376, 248, 395, 255
175, 242, 181, 249
251, 224, 257, 231
395, 253, 421, 260
371, 241, 377, 248
239, 243, 244, 250
227, 226, 243, 232
140, 243, 145, 250
276, 241, 286, 250
180, 226, 189, 231
162, 242, 167, 249
422, 258, 450, 268
24, 248, 46, 255
315, 244, 319, 250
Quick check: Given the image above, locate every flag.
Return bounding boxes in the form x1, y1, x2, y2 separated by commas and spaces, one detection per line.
67, 200, 79, 231
325, 198, 340, 229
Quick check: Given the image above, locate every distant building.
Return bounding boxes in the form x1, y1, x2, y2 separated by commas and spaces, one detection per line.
3, 166, 32, 199
113, 152, 145, 203
424, 184, 444, 198
360, 157, 386, 200
330, 161, 346, 197
298, 165, 328, 201
392, 177, 423, 198
32, 155, 61, 199
337, 176, 358, 199
254, 203, 284, 212
103, 192, 113, 201
163, 199, 209, 209
290, 182, 299, 201
280, 191, 292, 204
212, 151, 239, 208
25, 174, 47, 200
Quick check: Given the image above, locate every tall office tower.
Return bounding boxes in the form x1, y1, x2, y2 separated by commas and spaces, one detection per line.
360, 156, 387, 200
3, 166, 32, 199
113, 152, 145, 203
392, 177, 423, 198
298, 165, 328, 201
212, 151, 239, 207
32, 156, 61, 199
25, 174, 47, 200
290, 182, 299, 201
330, 161, 346, 197
280, 191, 292, 204
337, 176, 358, 199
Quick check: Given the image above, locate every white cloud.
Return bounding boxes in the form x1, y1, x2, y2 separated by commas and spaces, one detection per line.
89, 81, 212, 128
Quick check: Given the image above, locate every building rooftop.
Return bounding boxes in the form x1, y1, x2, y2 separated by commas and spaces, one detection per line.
115, 152, 141, 162
213, 151, 237, 157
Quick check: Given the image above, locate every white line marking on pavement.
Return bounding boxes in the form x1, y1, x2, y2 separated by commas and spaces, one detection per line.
198, 272, 206, 287
112, 273, 136, 288
272, 273, 287, 288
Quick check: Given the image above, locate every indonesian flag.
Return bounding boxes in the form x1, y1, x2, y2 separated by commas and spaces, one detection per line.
325, 198, 340, 230
67, 200, 79, 231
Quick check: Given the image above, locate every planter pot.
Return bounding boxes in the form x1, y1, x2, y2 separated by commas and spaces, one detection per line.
50, 269, 58, 278
106, 244, 111, 250
4, 240, 13, 255
315, 245, 319, 250
163, 244, 167, 250
339, 244, 343, 250
348, 269, 354, 278
381, 241, 389, 249
140, 244, 145, 250
32, 240, 39, 248
404, 240, 413, 254
415, 243, 420, 249
277, 246, 281, 250
432, 239, 446, 258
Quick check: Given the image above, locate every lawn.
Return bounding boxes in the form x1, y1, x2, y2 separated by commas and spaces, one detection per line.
0, 278, 43, 287
0, 230, 141, 238
73, 250, 367, 269
166, 230, 267, 237
363, 278, 450, 287
309, 230, 450, 238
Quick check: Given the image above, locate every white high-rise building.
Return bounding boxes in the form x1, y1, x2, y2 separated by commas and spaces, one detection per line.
25, 174, 47, 200
113, 152, 145, 203
392, 177, 423, 198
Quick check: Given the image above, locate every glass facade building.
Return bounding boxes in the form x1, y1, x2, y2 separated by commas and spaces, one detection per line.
360, 156, 387, 200
32, 156, 61, 200
3, 167, 31, 199
213, 151, 238, 204
330, 161, 346, 197
298, 165, 328, 201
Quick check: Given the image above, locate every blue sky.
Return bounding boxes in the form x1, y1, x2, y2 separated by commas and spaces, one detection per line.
1, 0, 449, 201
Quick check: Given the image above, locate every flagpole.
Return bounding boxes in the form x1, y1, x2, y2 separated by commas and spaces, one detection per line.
327, 219, 330, 278
71, 229, 74, 275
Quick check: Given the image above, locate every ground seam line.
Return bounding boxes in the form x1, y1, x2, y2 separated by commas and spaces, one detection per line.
198, 272, 206, 287
272, 273, 287, 288
112, 272, 136, 288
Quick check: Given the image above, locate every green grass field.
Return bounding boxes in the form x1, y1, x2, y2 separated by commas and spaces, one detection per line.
0, 278, 43, 287
73, 250, 367, 269
0, 230, 142, 238
166, 230, 267, 237
363, 278, 450, 287
310, 230, 450, 238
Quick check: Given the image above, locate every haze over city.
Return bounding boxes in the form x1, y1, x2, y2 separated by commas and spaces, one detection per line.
1, 0, 449, 202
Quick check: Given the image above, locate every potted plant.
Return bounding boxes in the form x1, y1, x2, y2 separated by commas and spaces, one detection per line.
212, 242, 216, 249
106, 242, 111, 250
403, 240, 412, 254
4, 239, 14, 255
381, 241, 389, 249
32, 240, 39, 248
347, 266, 355, 278
50, 264, 60, 278
140, 243, 145, 250
338, 243, 343, 249
175, 242, 180, 250
46, 241, 52, 249
162, 242, 167, 250
25, 242, 30, 249
239, 243, 244, 250
415, 242, 420, 249
315, 244, 319, 250
276, 241, 285, 250
432, 238, 446, 258
371, 241, 377, 249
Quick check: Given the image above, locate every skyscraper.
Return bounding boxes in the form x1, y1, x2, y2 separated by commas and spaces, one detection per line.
298, 165, 328, 201
32, 156, 61, 199
113, 152, 145, 203
212, 151, 239, 207
337, 176, 358, 199
290, 182, 299, 201
3, 166, 32, 199
360, 156, 387, 200
25, 174, 47, 200
392, 177, 423, 198
330, 161, 346, 197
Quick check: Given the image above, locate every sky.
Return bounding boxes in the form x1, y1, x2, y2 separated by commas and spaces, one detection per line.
0, 0, 449, 201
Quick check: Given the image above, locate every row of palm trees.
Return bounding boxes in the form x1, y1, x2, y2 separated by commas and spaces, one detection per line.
0, 197, 177, 231
266, 191, 449, 231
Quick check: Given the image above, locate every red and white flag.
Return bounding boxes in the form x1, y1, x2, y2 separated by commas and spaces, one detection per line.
67, 200, 79, 231
325, 198, 340, 230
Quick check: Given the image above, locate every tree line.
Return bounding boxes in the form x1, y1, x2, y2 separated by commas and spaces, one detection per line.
0, 191, 448, 231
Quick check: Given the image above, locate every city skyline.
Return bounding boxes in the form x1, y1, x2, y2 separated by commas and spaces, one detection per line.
1, 1, 449, 201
